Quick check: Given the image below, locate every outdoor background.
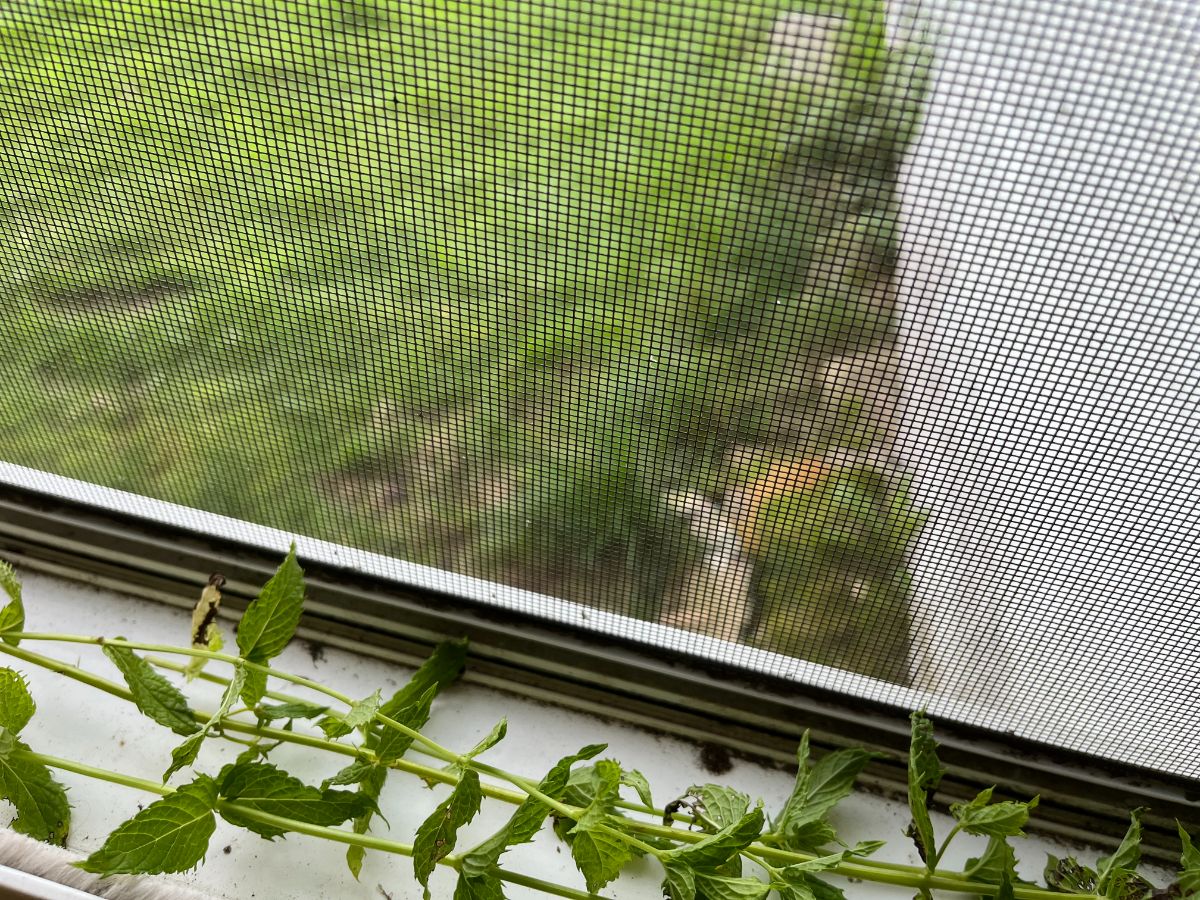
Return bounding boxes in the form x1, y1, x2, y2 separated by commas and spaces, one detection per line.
0, 0, 928, 683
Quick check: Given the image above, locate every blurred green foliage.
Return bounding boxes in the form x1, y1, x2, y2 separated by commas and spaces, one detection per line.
0, 0, 928, 678
750, 468, 925, 681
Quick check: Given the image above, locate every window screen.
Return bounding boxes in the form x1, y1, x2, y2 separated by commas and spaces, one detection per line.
0, 0, 1195, 779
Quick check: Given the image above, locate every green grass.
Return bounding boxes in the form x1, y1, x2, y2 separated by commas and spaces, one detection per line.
0, 0, 927, 675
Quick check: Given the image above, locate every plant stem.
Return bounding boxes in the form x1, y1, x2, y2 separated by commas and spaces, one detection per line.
0, 640, 137, 704
932, 823, 962, 869
9, 633, 356, 707
27, 750, 609, 900
0, 637, 535, 804
2, 636, 1104, 900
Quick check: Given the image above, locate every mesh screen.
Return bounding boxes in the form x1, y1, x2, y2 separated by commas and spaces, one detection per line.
0, 0, 1195, 778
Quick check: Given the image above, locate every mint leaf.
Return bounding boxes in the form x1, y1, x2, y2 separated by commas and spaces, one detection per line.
454, 871, 506, 900
0, 668, 34, 733
240, 668, 269, 709
1097, 810, 1143, 892
568, 823, 631, 893
0, 562, 23, 646
443, 720, 508, 781
951, 787, 1038, 838
236, 547, 305, 704
346, 763, 388, 878
165, 664, 246, 782
777, 870, 845, 900
773, 731, 873, 851
965, 835, 1017, 884
103, 643, 201, 737
323, 758, 375, 789
662, 860, 697, 900
694, 873, 771, 900
1102, 869, 1154, 899
779, 845, 875, 877
663, 806, 765, 872
1178, 822, 1200, 896
684, 784, 749, 830
905, 712, 945, 866
256, 700, 329, 723
379, 639, 468, 719
460, 744, 606, 877
621, 769, 653, 809
464, 719, 507, 762
0, 727, 70, 845
375, 685, 436, 764
217, 761, 376, 840
773, 842, 884, 898
570, 760, 621, 832
79, 777, 216, 875
414, 770, 484, 892
318, 690, 382, 739
1045, 855, 1098, 893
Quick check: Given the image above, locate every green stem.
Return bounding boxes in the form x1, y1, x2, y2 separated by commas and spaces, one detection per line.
2, 637, 1103, 900
932, 823, 962, 869
0, 637, 532, 805
468, 760, 663, 859
28, 751, 608, 900
9, 633, 356, 707
0, 640, 137, 704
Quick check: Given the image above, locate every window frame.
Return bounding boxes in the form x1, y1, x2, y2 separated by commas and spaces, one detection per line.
0, 475, 1194, 859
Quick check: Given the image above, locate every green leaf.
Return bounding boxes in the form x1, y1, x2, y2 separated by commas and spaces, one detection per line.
0, 727, 70, 845
621, 769, 653, 809
965, 835, 1016, 884
569, 823, 631, 893
0, 668, 35, 734
454, 870, 507, 900
318, 690, 382, 739
414, 770, 484, 891
375, 685, 436, 764
777, 870, 846, 900
684, 784, 750, 830
779, 847, 866, 876
240, 666, 269, 709
1044, 855, 1098, 893
964, 836, 1019, 900
236, 545, 305, 680
662, 860, 697, 900
694, 873, 772, 900
378, 639, 468, 720
460, 744, 607, 877
1178, 822, 1200, 896
346, 763, 388, 879
0, 562, 24, 646
78, 777, 217, 875
323, 758, 375, 789
464, 719, 507, 762
570, 760, 622, 832
444, 719, 506, 780
103, 643, 201, 737
950, 788, 1038, 838
905, 712, 945, 867
217, 761, 376, 840
256, 700, 330, 723
1101, 869, 1155, 900
165, 664, 246, 782
777, 882, 818, 900
774, 731, 873, 851
663, 807, 765, 872
1097, 810, 1143, 892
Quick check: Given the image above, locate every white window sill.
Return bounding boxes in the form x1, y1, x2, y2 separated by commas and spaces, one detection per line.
0, 571, 1167, 899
